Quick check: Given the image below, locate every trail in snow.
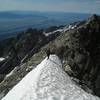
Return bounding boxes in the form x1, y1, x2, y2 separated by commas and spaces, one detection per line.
2, 55, 100, 100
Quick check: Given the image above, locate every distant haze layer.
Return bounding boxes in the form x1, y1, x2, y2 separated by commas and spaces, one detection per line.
0, 11, 90, 40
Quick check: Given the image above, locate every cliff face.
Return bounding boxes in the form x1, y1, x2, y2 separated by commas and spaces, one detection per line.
78, 15, 100, 96
52, 14, 100, 96
71, 15, 100, 95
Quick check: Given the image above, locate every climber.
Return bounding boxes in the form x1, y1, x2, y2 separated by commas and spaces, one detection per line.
46, 49, 51, 59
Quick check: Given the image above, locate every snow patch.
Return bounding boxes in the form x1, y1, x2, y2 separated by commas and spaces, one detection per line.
43, 23, 78, 37
6, 67, 16, 78
0, 58, 5, 62
43, 29, 63, 37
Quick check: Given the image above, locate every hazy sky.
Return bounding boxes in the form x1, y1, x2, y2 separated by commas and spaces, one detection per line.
0, 0, 100, 14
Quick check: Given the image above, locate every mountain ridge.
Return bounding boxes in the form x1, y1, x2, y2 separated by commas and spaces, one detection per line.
2, 55, 100, 100
0, 14, 100, 99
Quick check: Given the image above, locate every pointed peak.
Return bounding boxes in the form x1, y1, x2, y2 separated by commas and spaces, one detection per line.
89, 14, 98, 21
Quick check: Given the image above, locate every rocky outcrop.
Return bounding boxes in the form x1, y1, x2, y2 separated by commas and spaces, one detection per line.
52, 14, 100, 97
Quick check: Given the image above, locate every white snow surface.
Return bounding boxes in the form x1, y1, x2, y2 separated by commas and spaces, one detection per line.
2, 55, 100, 100
0, 57, 5, 62
43, 29, 63, 37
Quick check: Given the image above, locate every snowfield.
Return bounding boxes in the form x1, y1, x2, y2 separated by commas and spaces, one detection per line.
2, 55, 100, 100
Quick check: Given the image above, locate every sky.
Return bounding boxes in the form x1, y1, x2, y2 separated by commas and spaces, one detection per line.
0, 0, 100, 14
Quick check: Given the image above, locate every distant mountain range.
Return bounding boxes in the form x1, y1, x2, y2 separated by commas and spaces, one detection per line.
0, 11, 90, 40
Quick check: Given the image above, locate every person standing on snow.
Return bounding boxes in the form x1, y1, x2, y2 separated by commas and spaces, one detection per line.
46, 49, 51, 59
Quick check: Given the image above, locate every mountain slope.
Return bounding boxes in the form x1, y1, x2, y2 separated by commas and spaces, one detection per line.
2, 55, 99, 100
1, 14, 100, 99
